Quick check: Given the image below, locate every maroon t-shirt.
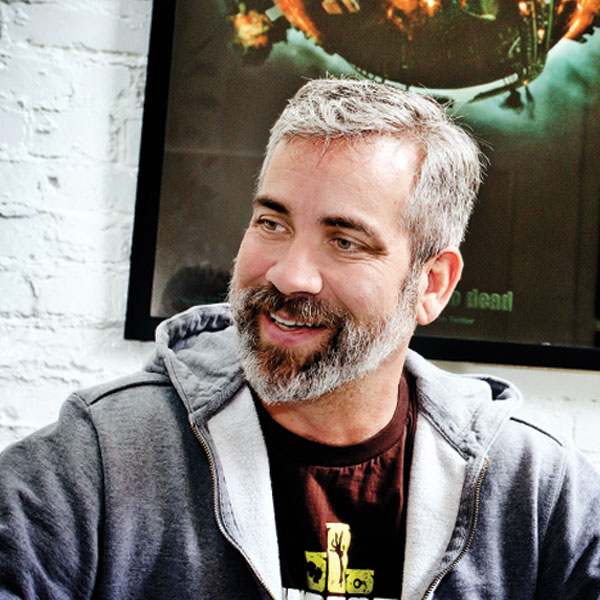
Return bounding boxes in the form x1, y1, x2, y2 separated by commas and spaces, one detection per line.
255, 372, 416, 598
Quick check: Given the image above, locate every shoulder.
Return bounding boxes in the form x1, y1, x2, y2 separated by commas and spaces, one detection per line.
487, 415, 569, 495
65, 371, 194, 454
498, 414, 566, 459
0, 371, 184, 475
487, 415, 600, 528
73, 370, 175, 417
493, 414, 597, 486
74, 370, 170, 404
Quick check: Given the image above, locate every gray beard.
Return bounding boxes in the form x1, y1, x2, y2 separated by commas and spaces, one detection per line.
228, 272, 420, 405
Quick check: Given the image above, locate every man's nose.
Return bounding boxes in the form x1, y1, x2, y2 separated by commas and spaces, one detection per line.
265, 242, 323, 296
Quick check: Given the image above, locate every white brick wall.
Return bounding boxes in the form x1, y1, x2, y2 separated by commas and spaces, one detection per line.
1, 0, 599, 469
0, 0, 152, 447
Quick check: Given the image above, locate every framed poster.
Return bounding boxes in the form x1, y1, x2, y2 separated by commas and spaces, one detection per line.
126, 0, 600, 370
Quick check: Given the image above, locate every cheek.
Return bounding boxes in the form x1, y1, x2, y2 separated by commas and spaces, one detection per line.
327, 271, 396, 318
232, 237, 271, 288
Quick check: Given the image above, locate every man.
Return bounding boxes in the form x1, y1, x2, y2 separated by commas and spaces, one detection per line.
0, 78, 599, 600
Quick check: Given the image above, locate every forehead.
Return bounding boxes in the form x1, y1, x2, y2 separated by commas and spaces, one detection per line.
267, 134, 418, 173
258, 136, 420, 218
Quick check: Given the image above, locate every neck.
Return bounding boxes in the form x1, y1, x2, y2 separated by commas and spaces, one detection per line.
261, 347, 408, 446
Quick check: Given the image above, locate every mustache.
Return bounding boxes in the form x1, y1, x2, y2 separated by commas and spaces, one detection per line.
230, 285, 348, 329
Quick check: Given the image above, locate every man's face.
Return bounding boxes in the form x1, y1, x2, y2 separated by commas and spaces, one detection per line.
229, 137, 422, 403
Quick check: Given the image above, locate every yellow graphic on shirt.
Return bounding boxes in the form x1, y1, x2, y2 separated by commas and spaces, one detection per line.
346, 569, 375, 595
305, 551, 327, 592
304, 522, 374, 595
327, 522, 351, 593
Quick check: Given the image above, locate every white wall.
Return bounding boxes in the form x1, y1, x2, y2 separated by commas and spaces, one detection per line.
0, 0, 152, 446
1, 0, 599, 467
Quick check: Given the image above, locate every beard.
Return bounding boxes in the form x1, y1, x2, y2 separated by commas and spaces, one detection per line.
228, 270, 420, 405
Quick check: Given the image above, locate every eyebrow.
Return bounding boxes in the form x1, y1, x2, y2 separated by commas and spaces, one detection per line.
320, 216, 386, 249
253, 195, 289, 215
320, 216, 375, 238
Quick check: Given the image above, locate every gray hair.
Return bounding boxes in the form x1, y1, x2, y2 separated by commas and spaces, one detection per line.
258, 78, 484, 266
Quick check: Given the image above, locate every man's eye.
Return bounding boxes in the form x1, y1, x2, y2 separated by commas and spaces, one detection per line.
258, 218, 282, 232
334, 238, 358, 251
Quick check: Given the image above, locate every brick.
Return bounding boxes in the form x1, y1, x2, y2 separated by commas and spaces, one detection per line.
7, 211, 113, 265
0, 319, 150, 376
0, 53, 76, 111
29, 108, 113, 160
6, 4, 150, 55
0, 162, 138, 213
0, 161, 45, 210
0, 108, 27, 153
45, 211, 132, 264
116, 117, 143, 166
0, 205, 133, 269
72, 63, 135, 109
0, 271, 34, 314
0, 214, 51, 259
34, 262, 131, 321
103, 218, 135, 264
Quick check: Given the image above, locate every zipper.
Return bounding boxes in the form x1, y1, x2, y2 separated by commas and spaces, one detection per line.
421, 457, 490, 600
190, 420, 279, 600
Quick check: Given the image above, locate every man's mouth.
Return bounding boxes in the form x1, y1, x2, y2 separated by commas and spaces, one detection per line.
268, 311, 323, 330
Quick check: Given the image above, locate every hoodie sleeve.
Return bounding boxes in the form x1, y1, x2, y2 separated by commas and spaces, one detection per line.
0, 394, 102, 599
536, 447, 600, 598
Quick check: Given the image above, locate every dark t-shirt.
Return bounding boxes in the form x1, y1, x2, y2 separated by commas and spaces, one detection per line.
255, 372, 416, 598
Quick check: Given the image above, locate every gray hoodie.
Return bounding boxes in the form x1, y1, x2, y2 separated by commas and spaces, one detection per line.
1, 304, 599, 599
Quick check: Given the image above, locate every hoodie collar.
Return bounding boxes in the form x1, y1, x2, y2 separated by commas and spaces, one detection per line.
405, 350, 523, 459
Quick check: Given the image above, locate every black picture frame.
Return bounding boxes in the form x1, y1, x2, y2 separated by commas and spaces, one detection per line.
125, 0, 600, 371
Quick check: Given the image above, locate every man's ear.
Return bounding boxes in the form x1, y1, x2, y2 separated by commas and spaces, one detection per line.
415, 248, 463, 326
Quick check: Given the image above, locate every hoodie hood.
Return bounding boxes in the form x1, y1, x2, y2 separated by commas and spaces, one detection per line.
145, 303, 243, 418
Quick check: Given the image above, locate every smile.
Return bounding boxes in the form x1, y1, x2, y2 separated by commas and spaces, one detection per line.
268, 312, 322, 330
